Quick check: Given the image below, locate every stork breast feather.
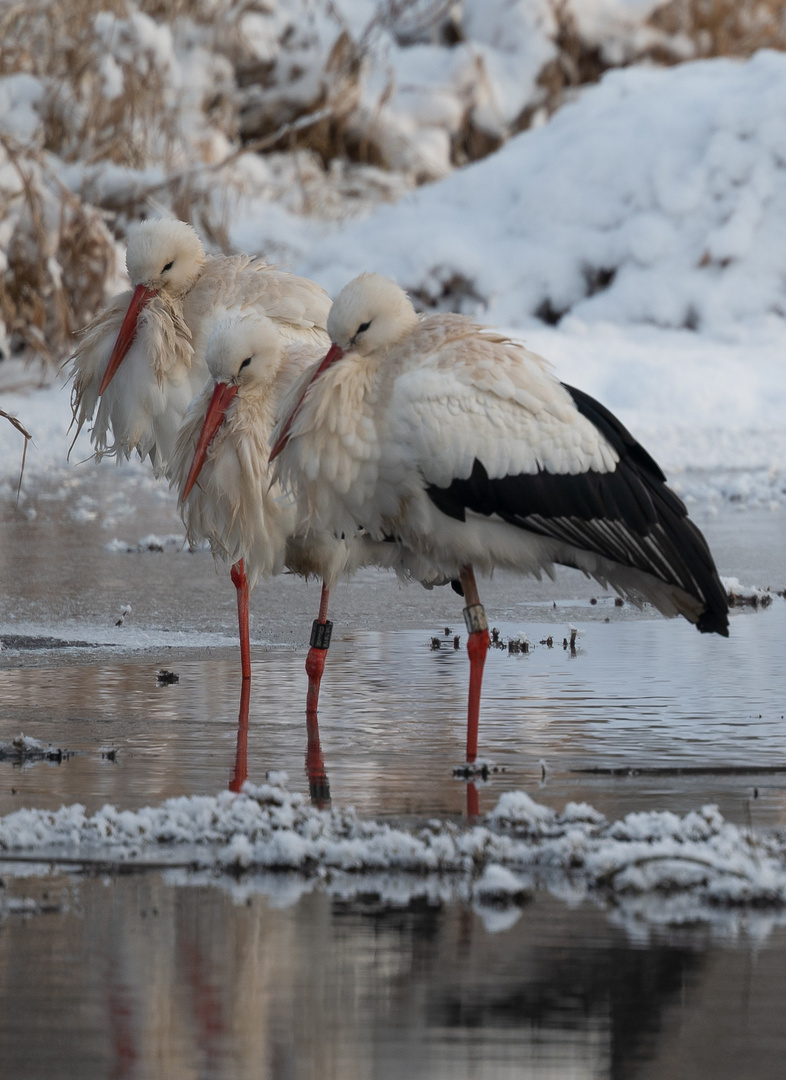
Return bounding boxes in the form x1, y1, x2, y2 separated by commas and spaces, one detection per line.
209, 437, 242, 504
69, 294, 130, 429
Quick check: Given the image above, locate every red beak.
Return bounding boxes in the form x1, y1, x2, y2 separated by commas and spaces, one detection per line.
99, 283, 158, 395
180, 381, 239, 502
269, 342, 345, 461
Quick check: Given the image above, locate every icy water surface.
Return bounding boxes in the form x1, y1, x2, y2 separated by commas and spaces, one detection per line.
1, 472, 786, 1078
1, 608, 786, 825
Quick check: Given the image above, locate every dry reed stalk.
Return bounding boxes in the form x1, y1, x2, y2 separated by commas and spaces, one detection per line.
0, 408, 32, 500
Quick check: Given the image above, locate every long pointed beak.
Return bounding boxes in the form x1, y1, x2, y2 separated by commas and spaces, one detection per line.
269, 342, 345, 461
98, 283, 158, 395
180, 381, 238, 502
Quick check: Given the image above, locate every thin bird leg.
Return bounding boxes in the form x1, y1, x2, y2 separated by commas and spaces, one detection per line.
459, 563, 490, 765
305, 709, 331, 808
306, 581, 333, 715
230, 559, 251, 680
229, 677, 251, 793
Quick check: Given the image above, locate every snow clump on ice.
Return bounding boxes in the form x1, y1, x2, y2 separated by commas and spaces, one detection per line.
3, 779, 786, 929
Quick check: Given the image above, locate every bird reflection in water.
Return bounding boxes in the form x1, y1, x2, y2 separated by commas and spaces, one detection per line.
228, 677, 331, 808
228, 677, 251, 795
227, 676, 486, 817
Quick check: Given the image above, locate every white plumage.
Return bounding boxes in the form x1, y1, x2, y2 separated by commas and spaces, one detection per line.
171, 317, 297, 582
68, 218, 330, 477
171, 311, 439, 696
272, 272, 729, 761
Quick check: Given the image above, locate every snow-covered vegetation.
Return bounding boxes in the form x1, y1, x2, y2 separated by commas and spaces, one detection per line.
298, 51, 786, 335
2, 0, 786, 364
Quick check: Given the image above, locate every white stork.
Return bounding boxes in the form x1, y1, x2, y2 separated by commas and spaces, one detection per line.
271, 272, 729, 763
68, 217, 330, 477
171, 311, 438, 698
68, 219, 331, 684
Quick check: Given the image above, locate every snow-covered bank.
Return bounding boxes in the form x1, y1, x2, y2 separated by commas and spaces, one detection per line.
0, 0, 716, 361
281, 51, 786, 338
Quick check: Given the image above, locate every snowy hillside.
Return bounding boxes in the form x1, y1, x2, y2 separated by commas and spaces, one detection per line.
285, 51, 786, 337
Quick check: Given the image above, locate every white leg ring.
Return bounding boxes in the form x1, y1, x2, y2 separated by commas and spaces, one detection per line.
463, 604, 488, 634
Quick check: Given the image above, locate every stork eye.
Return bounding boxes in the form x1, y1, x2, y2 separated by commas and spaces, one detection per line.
239, 357, 252, 371
161, 260, 174, 273
357, 321, 371, 334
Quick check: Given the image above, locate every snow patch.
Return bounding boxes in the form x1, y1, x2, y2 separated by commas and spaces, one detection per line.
296, 52, 786, 339
3, 780, 786, 929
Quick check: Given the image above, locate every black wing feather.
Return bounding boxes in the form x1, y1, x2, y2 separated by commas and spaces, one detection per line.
425, 384, 729, 636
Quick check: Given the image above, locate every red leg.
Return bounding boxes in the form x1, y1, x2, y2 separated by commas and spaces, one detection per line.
305, 581, 332, 715
459, 564, 490, 765
466, 781, 479, 819
230, 559, 251, 680
229, 677, 251, 793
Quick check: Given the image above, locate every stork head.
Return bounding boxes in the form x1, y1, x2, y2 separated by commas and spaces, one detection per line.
204, 313, 283, 391
326, 272, 419, 357
270, 273, 418, 461
125, 218, 206, 297
99, 219, 206, 396
180, 315, 283, 502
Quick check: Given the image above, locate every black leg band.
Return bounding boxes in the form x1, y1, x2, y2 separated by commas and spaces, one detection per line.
310, 619, 333, 649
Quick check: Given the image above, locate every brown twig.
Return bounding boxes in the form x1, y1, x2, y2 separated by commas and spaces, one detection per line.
1, 408, 32, 501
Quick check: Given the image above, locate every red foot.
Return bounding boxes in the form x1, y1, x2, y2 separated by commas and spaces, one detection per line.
466, 627, 490, 764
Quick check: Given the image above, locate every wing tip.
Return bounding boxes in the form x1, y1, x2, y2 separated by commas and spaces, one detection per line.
696, 606, 730, 637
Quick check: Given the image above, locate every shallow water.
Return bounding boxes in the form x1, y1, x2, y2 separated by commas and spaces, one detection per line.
3, 869, 786, 1080
1, 473, 786, 1078
1, 607, 786, 827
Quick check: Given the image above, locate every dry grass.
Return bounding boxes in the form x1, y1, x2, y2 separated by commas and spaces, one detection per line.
0, 134, 116, 363
238, 1, 458, 170
516, 0, 786, 135
651, 0, 786, 59
0, 0, 239, 363
1, 0, 169, 165
0, 406, 32, 499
